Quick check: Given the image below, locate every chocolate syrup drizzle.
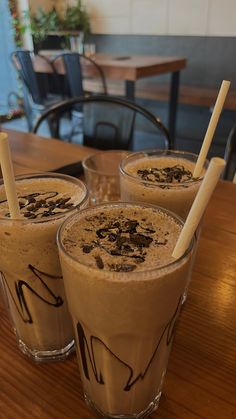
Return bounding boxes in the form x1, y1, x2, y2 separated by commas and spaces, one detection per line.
77, 295, 182, 391
1, 265, 63, 323
0, 191, 75, 219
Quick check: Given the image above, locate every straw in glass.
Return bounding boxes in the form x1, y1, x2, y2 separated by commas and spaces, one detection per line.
172, 157, 226, 259
193, 80, 230, 178
0, 132, 21, 219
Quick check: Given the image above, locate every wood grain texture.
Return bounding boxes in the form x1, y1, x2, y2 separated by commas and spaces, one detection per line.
0, 131, 235, 418
1, 129, 94, 176
34, 53, 187, 81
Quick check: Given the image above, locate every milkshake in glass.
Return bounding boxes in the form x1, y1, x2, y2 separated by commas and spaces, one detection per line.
120, 150, 207, 220
0, 173, 88, 362
57, 202, 195, 418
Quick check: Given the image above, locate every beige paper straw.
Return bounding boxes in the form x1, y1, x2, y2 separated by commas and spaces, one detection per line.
0, 132, 21, 219
172, 157, 225, 259
193, 80, 230, 178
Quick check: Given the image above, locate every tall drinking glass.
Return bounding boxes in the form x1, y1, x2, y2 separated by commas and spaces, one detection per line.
120, 150, 208, 220
57, 202, 195, 418
0, 172, 88, 362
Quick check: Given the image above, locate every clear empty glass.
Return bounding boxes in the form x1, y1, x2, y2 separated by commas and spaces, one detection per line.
83, 150, 129, 205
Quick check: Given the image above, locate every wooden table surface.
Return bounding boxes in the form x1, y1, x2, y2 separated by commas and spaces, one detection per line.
0, 129, 236, 418
36, 52, 187, 81
1, 129, 94, 176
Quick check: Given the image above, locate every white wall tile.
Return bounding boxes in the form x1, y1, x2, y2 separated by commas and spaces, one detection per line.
131, 0, 168, 35
168, 0, 209, 35
30, 0, 236, 37
91, 17, 131, 34
88, 0, 131, 18
207, 0, 236, 36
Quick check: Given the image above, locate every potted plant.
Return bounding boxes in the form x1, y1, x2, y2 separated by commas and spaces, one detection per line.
27, 1, 91, 51
30, 7, 60, 46
62, 0, 90, 34
62, 0, 91, 53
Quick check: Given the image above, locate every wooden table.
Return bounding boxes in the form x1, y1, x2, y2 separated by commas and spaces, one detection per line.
1, 129, 236, 418
35, 52, 187, 148
1, 129, 94, 176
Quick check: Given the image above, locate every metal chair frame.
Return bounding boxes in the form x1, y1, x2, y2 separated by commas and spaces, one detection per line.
52, 52, 107, 102
11, 50, 60, 131
223, 123, 236, 181
33, 95, 171, 150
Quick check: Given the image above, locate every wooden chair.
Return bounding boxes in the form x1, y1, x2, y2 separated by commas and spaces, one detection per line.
33, 95, 171, 150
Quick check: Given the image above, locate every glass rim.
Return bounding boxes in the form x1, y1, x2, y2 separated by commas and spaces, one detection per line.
0, 172, 89, 224
119, 149, 208, 187
57, 201, 195, 279
82, 150, 130, 176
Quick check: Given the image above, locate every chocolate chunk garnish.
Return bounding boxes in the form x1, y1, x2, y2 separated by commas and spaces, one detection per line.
26, 204, 36, 212
41, 210, 57, 217
38, 199, 46, 205
27, 196, 36, 204
59, 203, 74, 209
137, 165, 195, 185
156, 239, 168, 245
82, 244, 93, 253
95, 255, 104, 269
96, 228, 113, 239
130, 233, 153, 248
109, 263, 136, 272
123, 220, 138, 233
23, 212, 37, 219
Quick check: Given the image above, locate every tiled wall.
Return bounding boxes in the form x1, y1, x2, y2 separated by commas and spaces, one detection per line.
30, 0, 236, 37
86, 0, 236, 37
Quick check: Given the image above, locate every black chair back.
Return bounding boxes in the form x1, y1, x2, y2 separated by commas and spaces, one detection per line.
52, 52, 107, 110
12, 50, 43, 105
223, 123, 236, 181
62, 53, 84, 98
33, 95, 171, 150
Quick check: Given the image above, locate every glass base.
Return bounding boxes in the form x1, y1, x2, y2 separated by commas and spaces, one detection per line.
17, 338, 75, 363
84, 391, 161, 419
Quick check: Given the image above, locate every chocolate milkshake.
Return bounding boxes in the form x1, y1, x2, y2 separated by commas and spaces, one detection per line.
0, 173, 88, 361
57, 202, 195, 417
120, 150, 207, 220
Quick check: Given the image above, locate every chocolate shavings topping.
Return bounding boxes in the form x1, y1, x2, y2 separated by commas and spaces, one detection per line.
91, 218, 156, 271
137, 165, 196, 186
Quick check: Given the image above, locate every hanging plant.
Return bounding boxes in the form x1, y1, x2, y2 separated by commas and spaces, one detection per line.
8, 0, 26, 46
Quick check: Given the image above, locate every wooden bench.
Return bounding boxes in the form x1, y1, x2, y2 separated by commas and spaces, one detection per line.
84, 79, 236, 111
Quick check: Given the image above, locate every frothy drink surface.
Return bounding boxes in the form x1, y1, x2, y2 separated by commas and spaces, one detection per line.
121, 155, 204, 220
59, 204, 193, 416
0, 177, 85, 219
62, 206, 182, 273
0, 176, 87, 358
125, 156, 195, 184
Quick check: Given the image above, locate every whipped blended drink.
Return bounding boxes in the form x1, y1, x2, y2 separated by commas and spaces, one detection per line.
58, 203, 195, 418
0, 173, 88, 362
120, 150, 207, 220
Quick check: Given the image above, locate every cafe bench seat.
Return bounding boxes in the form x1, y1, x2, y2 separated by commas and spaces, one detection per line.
84, 79, 236, 111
